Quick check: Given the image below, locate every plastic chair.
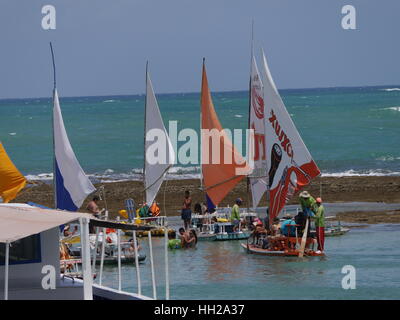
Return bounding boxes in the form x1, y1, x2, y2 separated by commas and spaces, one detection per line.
125, 198, 136, 222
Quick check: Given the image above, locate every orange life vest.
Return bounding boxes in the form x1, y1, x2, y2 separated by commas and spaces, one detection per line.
150, 203, 160, 216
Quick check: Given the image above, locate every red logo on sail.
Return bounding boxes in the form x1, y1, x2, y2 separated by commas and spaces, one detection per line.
252, 87, 264, 119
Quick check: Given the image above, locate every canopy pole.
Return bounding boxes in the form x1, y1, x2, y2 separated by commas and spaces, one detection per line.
117, 217, 122, 291
148, 231, 157, 299
80, 217, 93, 300
98, 211, 108, 286
164, 227, 169, 300
4, 241, 9, 300
99, 226, 106, 286
133, 231, 141, 295
91, 227, 99, 276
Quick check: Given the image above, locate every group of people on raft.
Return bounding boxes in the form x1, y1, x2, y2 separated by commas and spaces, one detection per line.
251, 190, 325, 254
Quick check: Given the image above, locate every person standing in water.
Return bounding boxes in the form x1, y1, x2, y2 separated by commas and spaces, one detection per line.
181, 190, 192, 230
313, 197, 325, 254
231, 198, 242, 232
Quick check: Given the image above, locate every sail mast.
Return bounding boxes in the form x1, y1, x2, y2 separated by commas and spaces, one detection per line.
246, 20, 254, 212
200, 58, 205, 192
50, 42, 57, 209
143, 61, 148, 205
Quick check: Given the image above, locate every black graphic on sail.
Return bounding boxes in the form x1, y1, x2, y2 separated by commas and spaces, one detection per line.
268, 143, 282, 188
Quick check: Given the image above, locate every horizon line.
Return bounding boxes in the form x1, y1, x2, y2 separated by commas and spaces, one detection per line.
0, 83, 399, 102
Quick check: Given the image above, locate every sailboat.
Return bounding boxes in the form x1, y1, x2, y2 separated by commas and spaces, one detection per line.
195, 59, 252, 241
123, 63, 175, 236
242, 49, 322, 257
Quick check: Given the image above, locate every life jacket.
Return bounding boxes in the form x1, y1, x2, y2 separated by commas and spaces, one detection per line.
139, 205, 150, 217
150, 202, 160, 216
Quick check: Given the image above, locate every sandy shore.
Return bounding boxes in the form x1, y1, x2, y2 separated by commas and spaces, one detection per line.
12, 176, 400, 221
335, 210, 400, 224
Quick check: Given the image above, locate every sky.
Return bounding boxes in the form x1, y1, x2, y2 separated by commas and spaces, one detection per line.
0, 0, 400, 99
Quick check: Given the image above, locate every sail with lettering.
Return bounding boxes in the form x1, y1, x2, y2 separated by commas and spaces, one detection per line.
0, 142, 27, 203
144, 64, 175, 205
201, 60, 250, 206
261, 49, 320, 224
248, 55, 268, 209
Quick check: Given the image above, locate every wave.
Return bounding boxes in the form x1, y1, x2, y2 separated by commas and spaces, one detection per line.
103, 99, 117, 103
381, 88, 400, 92
383, 107, 400, 112
25, 166, 400, 184
375, 156, 400, 162
321, 169, 400, 177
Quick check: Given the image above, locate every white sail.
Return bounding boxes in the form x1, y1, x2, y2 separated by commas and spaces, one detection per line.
144, 69, 175, 205
261, 49, 320, 223
53, 89, 96, 210
248, 55, 268, 209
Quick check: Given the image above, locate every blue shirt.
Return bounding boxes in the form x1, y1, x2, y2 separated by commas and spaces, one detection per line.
281, 219, 297, 236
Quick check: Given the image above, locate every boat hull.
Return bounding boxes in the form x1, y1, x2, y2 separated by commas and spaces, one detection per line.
325, 227, 350, 237
241, 243, 324, 257
124, 228, 175, 237
215, 232, 251, 241
197, 233, 217, 241
94, 254, 146, 265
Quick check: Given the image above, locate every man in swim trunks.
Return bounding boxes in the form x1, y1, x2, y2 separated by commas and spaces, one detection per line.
181, 190, 192, 230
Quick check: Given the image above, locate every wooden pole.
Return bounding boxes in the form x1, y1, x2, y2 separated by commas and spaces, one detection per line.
4, 241, 9, 300
148, 231, 157, 299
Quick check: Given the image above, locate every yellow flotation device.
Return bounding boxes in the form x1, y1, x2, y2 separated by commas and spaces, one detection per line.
119, 209, 128, 219
217, 218, 229, 223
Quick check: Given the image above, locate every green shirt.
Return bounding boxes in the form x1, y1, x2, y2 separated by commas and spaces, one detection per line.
299, 196, 317, 213
313, 205, 325, 227
231, 204, 240, 221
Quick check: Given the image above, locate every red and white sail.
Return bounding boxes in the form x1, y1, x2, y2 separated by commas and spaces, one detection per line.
261, 49, 320, 224
248, 56, 268, 209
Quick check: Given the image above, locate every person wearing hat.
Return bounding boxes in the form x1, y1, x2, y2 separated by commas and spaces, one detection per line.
299, 191, 317, 217
312, 197, 325, 253
231, 198, 242, 232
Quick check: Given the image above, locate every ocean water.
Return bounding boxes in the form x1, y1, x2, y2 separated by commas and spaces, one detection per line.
1, 86, 400, 181
96, 217, 400, 300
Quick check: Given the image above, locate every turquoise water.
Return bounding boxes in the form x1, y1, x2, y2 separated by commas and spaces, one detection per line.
96, 220, 400, 300
1, 86, 400, 180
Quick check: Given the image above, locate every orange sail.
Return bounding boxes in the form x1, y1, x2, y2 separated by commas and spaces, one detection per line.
0, 142, 27, 203
201, 61, 250, 206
